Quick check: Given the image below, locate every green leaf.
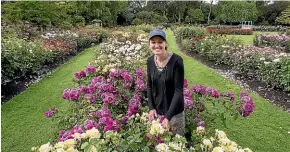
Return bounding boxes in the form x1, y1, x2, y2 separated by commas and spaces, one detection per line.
144, 146, 150, 152
130, 143, 139, 150
81, 142, 89, 149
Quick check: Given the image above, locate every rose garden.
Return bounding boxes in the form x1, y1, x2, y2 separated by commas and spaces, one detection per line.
1, 1, 290, 152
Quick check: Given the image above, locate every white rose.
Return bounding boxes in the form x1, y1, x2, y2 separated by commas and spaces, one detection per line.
273, 58, 280, 63
155, 143, 169, 152
203, 139, 213, 149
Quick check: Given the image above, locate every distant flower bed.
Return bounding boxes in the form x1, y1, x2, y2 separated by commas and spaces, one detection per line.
207, 28, 253, 35
187, 34, 290, 92
1, 28, 102, 86
254, 34, 290, 52
174, 26, 207, 41
253, 25, 289, 32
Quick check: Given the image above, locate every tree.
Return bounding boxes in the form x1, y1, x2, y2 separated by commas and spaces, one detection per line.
276, 6, 290, 25
2, 1, 128, 28
176, 1, 187, 24
122, 1, 145, 25
185, 9, 204, 24
135, 11, 153, 24
256, 1, 290, 25
144, 1, 169, 17
214, 1, 258, 24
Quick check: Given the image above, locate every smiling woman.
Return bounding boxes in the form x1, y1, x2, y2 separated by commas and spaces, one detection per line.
147, 29, 185, 136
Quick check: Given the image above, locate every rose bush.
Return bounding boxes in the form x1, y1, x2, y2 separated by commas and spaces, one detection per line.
187, 34, 290, 92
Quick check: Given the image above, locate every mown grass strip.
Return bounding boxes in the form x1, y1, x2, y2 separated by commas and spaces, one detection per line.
227, 31, 279, 45
1, 46, 99, 152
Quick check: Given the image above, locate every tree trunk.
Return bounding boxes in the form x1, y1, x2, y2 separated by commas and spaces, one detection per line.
178, 13, 181, 24
207, 0, 213, 24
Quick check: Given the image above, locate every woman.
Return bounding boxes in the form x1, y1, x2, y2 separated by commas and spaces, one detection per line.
147, 29, 185, 135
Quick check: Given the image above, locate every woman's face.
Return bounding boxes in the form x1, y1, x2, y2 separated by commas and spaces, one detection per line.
149, 36, 167, 55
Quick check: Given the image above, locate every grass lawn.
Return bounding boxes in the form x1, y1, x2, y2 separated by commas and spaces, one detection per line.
227, 31, 279, 45
166, 29, 290, 152
1, 46, 99, 152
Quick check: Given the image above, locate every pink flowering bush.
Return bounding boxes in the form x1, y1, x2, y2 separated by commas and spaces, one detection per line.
254, 34, 290, 52
184, 79, 255, 134
45, 108, 58, 118
58, 66, 255, 145
40, 64, 255, 151
59, 67, 148, 130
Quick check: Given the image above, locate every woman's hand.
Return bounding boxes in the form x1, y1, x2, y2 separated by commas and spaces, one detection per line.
161, 118, 169, 128
148, 109, 157, 121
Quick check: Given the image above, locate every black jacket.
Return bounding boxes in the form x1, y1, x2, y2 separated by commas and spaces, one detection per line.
147, 53, 184, 121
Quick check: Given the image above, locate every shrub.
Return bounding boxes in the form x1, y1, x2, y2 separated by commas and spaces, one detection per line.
1, 37, 54, 85
254, 34, 290, 52
174, 26, 207, 41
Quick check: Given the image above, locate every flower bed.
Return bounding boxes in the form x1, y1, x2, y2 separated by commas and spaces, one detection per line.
33, 65, 254, 151
207, 28, 253, 35
254, 34, 290, 52
253, 25, 289, 32
90, 32, 151, 75
1, 37, 55, 85
189, 34, 290, 91
1, 28, 102, 87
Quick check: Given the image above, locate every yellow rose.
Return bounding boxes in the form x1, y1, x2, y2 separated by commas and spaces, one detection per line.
39, 142, 51, 152
72, 133, 82, 141
155, 143, 169, 152
64, 139, 76, 148
219, 137, 231, 146
31, 147, 38, 152
244, 148, 253, 152
169, 142, 181, 151
203, 139, 213, 149
54, 142, 65, 149
196, 126, 205, 135
150, 120, 165, 135
140, 113, 148, 123
66, 147, 79, 152
85, 127, 101, 139
55, 148, 65, 152
210, 137, 216, 142
215, 129, 227, 139
212, 147, 224, 152
238, 149, 245, 152
90, 146, 97, 152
